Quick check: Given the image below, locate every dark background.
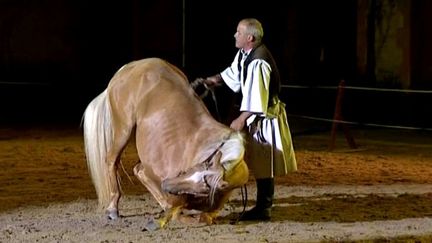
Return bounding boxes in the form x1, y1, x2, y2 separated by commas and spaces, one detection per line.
0, 0, 430, 130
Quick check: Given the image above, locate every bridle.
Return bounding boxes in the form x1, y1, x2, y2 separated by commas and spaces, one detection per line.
202, 139, 227, 170
191, 78, 248, 223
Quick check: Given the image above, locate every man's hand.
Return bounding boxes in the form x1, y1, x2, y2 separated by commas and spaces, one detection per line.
204, 74, 223, 88
230, 117, 246, 131
230, 111, 253, 131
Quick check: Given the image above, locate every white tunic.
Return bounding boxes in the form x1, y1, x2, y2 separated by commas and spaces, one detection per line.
220, 50, 297, 178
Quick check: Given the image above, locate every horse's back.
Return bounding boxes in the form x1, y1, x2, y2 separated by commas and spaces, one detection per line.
108, 58, 188, 92
106, 59, 226, 178
105, 58, 205, 126
104, 57, 223, 157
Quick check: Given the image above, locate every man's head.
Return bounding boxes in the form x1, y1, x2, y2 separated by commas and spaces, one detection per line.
234, 18, 264, 51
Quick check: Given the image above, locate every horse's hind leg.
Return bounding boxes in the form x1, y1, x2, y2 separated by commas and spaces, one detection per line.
105, 131, 132, 220
105, 155, 121, 219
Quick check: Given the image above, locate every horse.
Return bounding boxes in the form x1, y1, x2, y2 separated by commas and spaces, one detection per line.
82, 58, 249, 230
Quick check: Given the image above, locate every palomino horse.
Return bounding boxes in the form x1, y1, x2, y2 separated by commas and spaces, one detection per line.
83, 58, 249, 230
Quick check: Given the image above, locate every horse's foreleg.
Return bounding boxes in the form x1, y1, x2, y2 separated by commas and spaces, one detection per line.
133, 162, 171, 210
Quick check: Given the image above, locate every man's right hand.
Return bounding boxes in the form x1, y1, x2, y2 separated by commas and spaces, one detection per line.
204, 74, 223, 87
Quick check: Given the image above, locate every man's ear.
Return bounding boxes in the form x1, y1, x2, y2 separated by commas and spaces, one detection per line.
247, 34, 254, 42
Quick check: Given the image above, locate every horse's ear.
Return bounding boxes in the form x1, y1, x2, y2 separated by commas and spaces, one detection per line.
210, 151, 222, 169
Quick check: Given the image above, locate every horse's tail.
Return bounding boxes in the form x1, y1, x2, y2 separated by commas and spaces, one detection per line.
83, 89, 113, 208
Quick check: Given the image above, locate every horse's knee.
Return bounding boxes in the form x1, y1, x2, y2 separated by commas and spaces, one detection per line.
133, 162, 148, 183
133, 162, 143, 177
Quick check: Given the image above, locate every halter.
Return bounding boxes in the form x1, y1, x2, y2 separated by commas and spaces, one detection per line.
202, 139, 226, 170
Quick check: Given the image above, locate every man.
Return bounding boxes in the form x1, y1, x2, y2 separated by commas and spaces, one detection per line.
203, 18, 297, 221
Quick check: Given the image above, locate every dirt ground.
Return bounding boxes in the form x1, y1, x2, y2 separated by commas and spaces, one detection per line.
1, 125, 432, 242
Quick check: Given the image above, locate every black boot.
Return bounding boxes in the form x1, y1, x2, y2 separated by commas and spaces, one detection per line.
239, 178, 274, 221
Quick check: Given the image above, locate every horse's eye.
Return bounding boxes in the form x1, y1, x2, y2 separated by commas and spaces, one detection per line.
178, 171, 186, 176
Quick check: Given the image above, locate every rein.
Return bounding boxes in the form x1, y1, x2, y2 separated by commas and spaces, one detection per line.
191, 78, 221, 121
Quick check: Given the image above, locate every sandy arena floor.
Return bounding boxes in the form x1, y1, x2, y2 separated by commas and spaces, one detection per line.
1, 126, 432, 242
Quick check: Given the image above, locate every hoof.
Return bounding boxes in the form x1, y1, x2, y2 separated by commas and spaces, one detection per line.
107, 209, 119, 220
143, 217, 161, 231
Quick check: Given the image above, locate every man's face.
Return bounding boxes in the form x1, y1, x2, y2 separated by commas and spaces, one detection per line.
234, 23, 249, 49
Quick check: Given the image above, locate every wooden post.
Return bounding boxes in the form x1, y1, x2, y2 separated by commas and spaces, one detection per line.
329, 80, 357, 151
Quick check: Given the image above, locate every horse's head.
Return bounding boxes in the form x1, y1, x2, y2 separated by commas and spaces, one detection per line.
161, 151, 228, 198
161, 131, 248, 213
